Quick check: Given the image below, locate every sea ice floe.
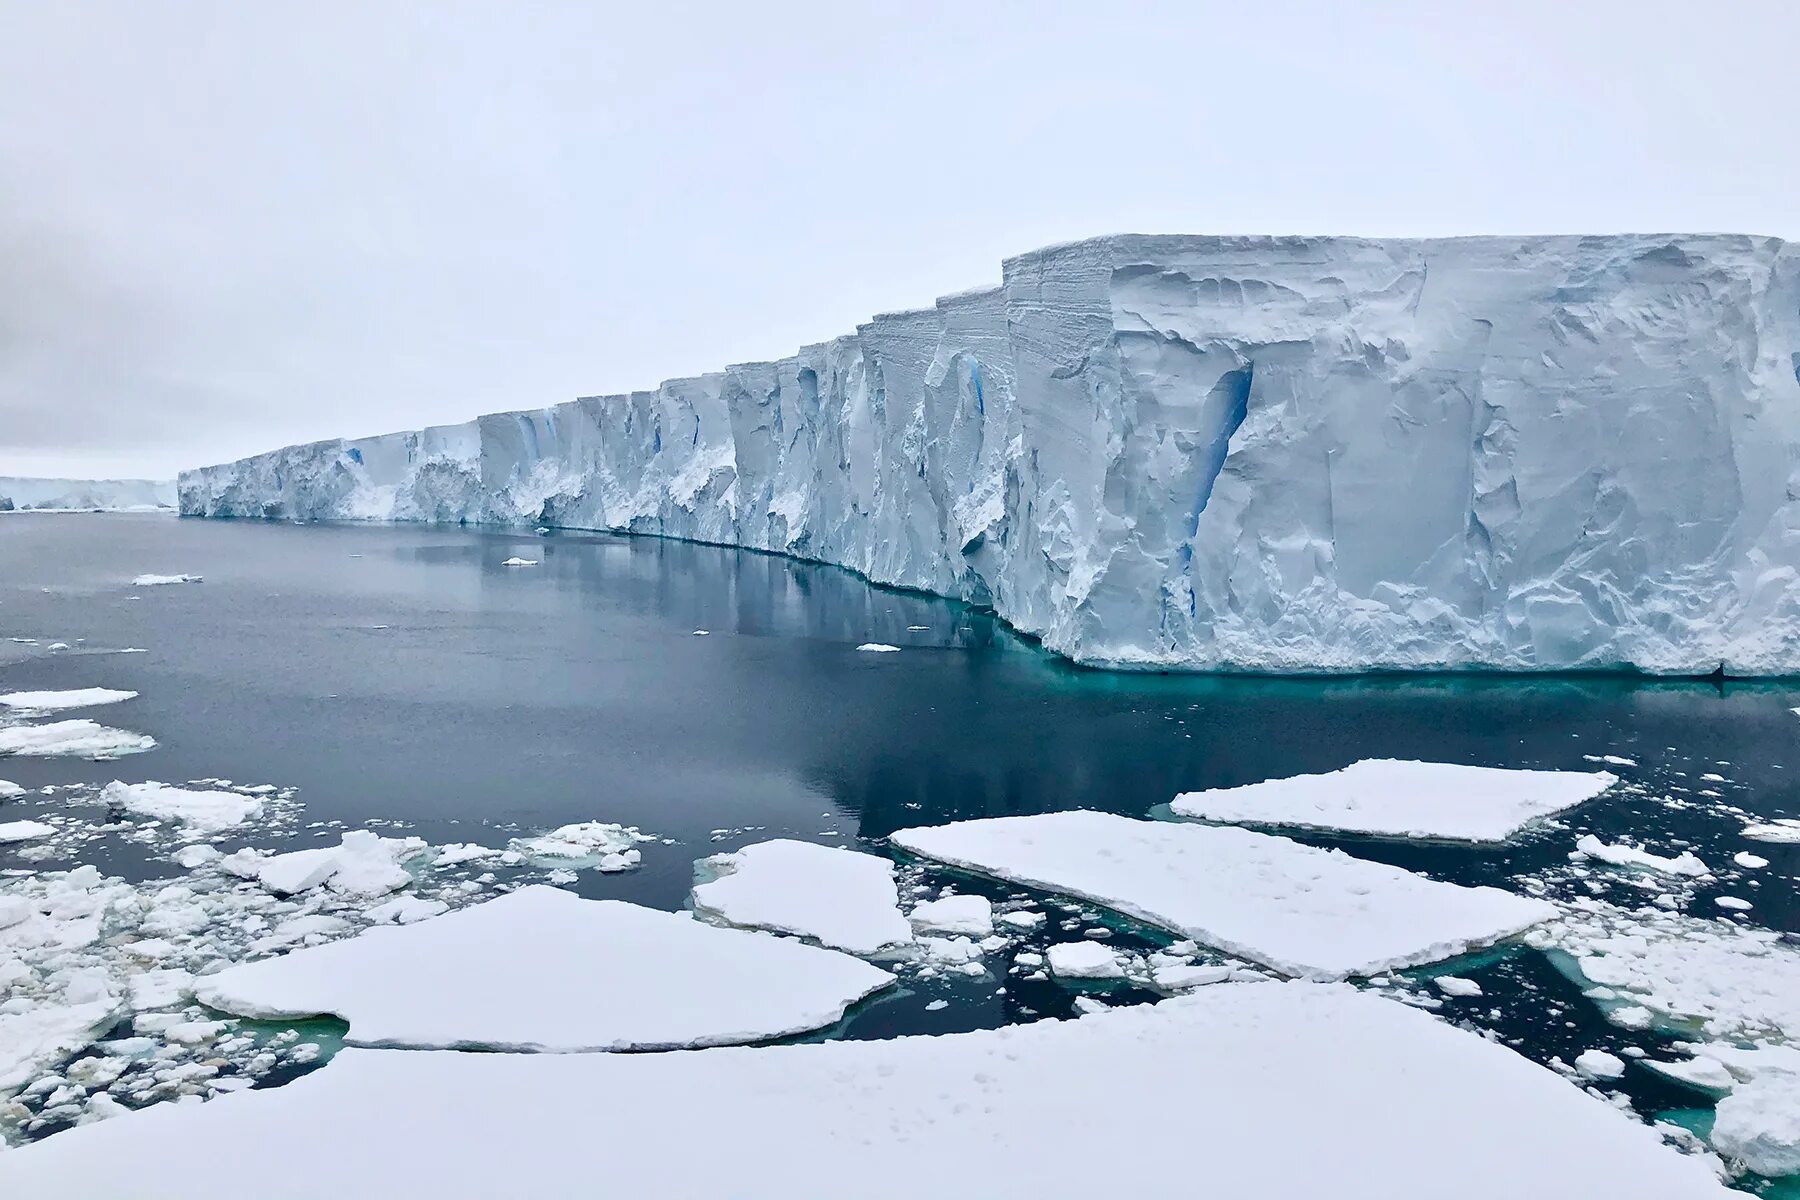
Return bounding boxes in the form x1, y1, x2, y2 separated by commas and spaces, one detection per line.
1573, 835, 1710, 877
1538, 899, 1800, 1041
0, 780, 25, 798
0, 1001, 121, 1095
0, 983, 1731, 1198
224, 832, 425, 897
1712, 1072, 1800, 1177
1170, 759, 1616, 843
1434, 976, 1483, 998
0, 820, 55, 844
129, 574, 201, 587
906, 894, 994, 938
1047, 941, 1124, 980
891, 811, 1556, 979
1734, 852, 1770, 870
99, 782, 264, 838
195, 886, 894, 1051
1740, 819, 1800, 844
0, 690, 138, 712
500, 557, 538, 567
0, 720, 156, 760
508, 821, 653, 871
691, 839, 912, 955
855, 643, 900, 653
1575, 1049, 1627, 1079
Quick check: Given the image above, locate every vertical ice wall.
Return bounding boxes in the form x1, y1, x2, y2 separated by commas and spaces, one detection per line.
180, 233, 1800, 673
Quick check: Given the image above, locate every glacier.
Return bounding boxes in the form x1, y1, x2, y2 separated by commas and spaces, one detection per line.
179, 233, 1800, 674
0, 477, 175, 512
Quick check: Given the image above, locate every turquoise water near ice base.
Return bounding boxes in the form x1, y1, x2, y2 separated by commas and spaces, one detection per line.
2, 513, 1798, 1186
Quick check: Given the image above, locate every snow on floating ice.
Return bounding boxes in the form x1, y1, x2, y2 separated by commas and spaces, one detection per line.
1734, 852, 1770, 869
195, 886, 893, 1051
1712, 1073, 1800, 1177
691, 839, 912, 955
890, 811, 1556, 979
907, 894, 993, 937
1575, 1049, 1627, 1079
0, 1000, 120, 1095
508, 821, 653, 871
0, 720, 156, 760
500, 557, 537, 567
0, 780, 25, 798
0, 689, 138, 712
129, 574, 201, 587
99, 781, 264, 837
1542, 900, 1800, 1041
227, 832, 425, 897
1047, 941, 1124, 980
856, 643, 900, 653
1573, 834, 1710, 877
1434, 976, 1484, 998
0, 983, 1732, 1198
1741, 819, 1800, 844
1170, 759, 1616, 843
0, 820, 55, 844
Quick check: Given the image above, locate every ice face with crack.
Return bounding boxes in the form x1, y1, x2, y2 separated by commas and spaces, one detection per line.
690, 839, 912, 955
1170, 759, 1616, 843
180, 233, 1800, 676
0, 983, 1732, 1199
890, 810, 1556, 979
194, 886, 894, 1051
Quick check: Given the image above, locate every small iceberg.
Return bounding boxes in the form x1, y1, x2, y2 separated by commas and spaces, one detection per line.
0, 719, 156, 760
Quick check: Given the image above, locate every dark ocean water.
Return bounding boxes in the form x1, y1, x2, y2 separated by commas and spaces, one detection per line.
3, 513, 1798, 1188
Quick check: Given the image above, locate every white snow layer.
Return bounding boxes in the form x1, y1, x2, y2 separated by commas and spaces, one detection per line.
178, 233, 1800, 675
0, 983, 1730, 1198
890, 811, 1555, 979
0, 689, 138, 712
0, 720, 156, 759
1712, 1072, 1800, 1177
0, 820, 56, 844
691, 839, 912, 955
1170, 758, 1616, 842
99, 781, 264, 837
129, 574, 201, 586
193, 885, 893, 1050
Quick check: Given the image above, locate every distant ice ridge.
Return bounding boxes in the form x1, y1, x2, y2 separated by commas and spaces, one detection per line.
0, 477, 175, 512
180, 233, 1800, 674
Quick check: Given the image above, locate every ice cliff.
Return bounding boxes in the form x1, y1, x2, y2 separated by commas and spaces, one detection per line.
0, 478, 176, 512
180, 233, 1800, 674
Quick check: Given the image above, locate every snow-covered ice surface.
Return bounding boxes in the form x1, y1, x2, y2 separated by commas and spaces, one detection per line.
0, 689, 137, 712
98, 782, 264, 837
0, 983, 1730, 1199
1170, 759, 1617, 842
508, 821, 652, 872
890, 811, 1556, 978
179, 233, 1800, 675
691, 839, 912, 955
129, 574, 201, 587
906, 893, 993, 937
0, 820, 55, 843
1573, 833, 1710, 877
195, 885, 894, 1051
1712, 1072, 1800, 1177
0, 720, 156, 759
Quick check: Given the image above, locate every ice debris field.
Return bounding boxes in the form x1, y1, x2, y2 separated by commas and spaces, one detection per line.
180, 232, 1800, 675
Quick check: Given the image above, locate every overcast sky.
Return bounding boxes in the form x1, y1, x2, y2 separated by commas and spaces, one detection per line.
3, 0, 1796, 479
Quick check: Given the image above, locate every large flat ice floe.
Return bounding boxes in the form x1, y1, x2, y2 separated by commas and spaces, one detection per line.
0, 984, 1729, 1198
0, 689, 138, 712
891, 811, 1555, 978
0, 719, 156, 759
179, 233, 1800, 675
691, 839, 912, 955
1170, 759, 1617, 843
194, 885, 894, 1050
